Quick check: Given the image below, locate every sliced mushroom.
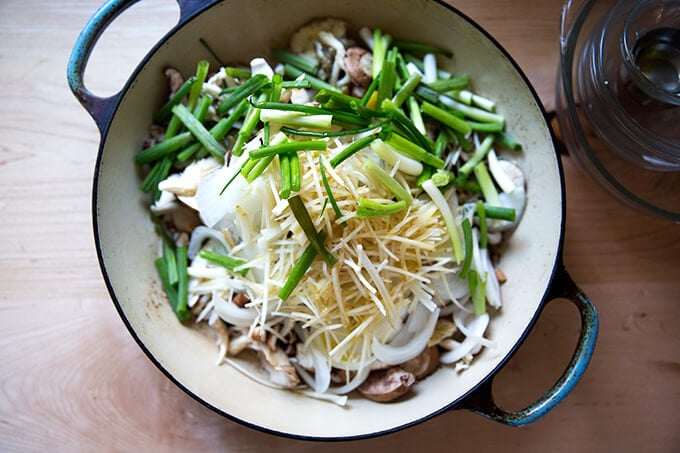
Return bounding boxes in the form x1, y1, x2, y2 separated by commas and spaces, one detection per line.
164, 67, 184, 97
401, 346, 441, 380
357, 367, 415, 402
495, 268, 508, 284
252, 342, 300, 388
144, 124, 165, 148
232, 292, 250, 308
344, 47, 372, 88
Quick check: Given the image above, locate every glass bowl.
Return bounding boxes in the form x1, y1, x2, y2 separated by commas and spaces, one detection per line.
556, 0, 680, 221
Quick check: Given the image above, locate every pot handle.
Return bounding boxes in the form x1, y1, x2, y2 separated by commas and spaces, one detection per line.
67, 0, 217, 132
456, 264, 598, 426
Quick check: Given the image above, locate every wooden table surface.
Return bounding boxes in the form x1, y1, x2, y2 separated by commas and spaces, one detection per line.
1, 0, 679, 451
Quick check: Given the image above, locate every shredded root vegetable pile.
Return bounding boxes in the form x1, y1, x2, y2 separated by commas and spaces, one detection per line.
188, 133, 459, 375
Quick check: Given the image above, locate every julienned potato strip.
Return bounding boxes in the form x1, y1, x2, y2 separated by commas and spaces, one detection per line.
136, 18, 526, 405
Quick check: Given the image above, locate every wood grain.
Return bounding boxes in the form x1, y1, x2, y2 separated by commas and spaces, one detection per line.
1, 0, 679, 451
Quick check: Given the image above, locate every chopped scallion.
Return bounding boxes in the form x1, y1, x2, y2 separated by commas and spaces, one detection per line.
392, 40, 453, 58
460, 218, 473, 278
356, 198, 407, 218
458, 135, 494, 177
278, 232, 327, 300
421, 101, 471, 135
171, 104, 227, 160
248, 140, 326, 159
135, 132, 193, 165
384, 133, 445, 169
474, 161, 501, 207
483, 204, 516, 221
363, 159, 413, 204
427, 76, 469, 92
283, 64, 341, 92
476, 200, 488, 248
288, 195, 337, 266
279, 153, 292, 199
272, 49, 319, 74
187, 60, 209, 112
174, 245, 191, 321
217, 73, 270, 115
154, 76, 196, 123
319, 156, 347, 227
329, 134, 377, 168
494, 131, 523, 151
199, 249, 248, 276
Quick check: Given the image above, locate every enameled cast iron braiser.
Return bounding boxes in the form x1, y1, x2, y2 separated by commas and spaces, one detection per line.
68, 0, 598, 440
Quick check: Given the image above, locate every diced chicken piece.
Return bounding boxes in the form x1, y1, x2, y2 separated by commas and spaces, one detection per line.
158, 157, 221, 197
290, 18, 349, 55
250, 341, 300, 388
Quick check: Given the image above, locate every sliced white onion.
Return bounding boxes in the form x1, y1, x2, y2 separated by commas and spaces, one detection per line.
292, 345, 331, 394
454, 310, 494, 349
371, 304, 440, 365
187, 225, 230, 259
296, 389, 348, 407
430, 270, 470, 302
212, 291, 257, 327
194, 161, 241, 228
328, 364, 371, 395
488, 150, 516, 194
440, 312, 489, 364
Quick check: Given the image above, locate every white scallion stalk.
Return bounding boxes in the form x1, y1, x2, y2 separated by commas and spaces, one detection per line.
259, 109, 333, 129
422, 179, 464, 263
449, 89, 473, 105
439, 94, 505, 124
371, 138, 423, 176
471, 93, 496, 112
423, 53, 437, 84
406, 61, 424, 77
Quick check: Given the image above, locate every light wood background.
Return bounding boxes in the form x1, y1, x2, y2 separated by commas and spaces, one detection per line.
1, 0, 679, 451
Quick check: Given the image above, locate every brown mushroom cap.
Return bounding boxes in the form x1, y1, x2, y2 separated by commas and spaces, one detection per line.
344, 46, 372, 88
357, 367, 415, 402
400, 346, 441, 380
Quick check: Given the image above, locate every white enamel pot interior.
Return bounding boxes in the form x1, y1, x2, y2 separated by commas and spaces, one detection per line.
69, 0, 598, 440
